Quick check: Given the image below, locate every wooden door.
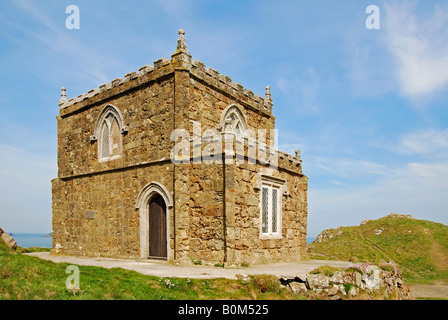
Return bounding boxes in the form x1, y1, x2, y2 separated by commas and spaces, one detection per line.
148, 194, 167, 258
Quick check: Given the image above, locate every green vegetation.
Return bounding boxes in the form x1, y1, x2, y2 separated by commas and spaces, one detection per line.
0, 239, 298, 300
241, 260, 250, 268
308, 214, 448, 284
309, 265, 340, 277
17, 247, 51, 253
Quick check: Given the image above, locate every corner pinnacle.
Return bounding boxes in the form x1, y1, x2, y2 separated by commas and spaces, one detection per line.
264, 85, 273, 108
176, 28, 189, 53
59, 87, 67, 106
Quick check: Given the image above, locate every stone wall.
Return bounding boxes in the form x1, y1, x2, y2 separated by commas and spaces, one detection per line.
182, 163, 226, 264
224, 163, 307, 265
188, 60, 275, 135
52, 163, 175, 259
57, 75, 175, 179
284, 264, 414, 300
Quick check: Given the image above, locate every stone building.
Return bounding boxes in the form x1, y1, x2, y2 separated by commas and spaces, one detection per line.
52, 30, 308, 265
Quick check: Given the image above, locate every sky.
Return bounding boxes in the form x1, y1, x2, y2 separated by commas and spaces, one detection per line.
0, 0, 447, 237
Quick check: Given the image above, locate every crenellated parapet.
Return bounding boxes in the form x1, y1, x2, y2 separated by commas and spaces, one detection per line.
189, 59, 272, 116
58, 29, 273, 118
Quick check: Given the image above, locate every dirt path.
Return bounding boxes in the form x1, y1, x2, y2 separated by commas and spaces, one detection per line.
408, 282, 448, 299
408, 238, 448, 299
430, 240, 448, 271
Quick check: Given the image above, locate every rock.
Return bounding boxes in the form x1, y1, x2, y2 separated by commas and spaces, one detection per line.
348, 286, 358, 297
327, 285, 339, 296
290, 282, 308, 295
330, 271, 345, 284
306, 274, 329, 290
374, 228, 384, 235
313, 229, 343, 244
360, 219, 371, 225
286, 262, 414, 300
335, 284, 346, 295
278, 262, 413, 300
0, 227, 17, 250
354, 272, 362, 286
235, 274, 250, 282
344, 271, 362, 286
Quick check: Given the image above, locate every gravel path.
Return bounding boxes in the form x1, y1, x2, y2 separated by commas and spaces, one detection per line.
26, 252, 352, 280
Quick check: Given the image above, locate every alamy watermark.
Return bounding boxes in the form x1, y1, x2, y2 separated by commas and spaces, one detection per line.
64, 6, 380, 32
65, 265, 80, 290
365, 5, 380, 30
363, 265, 380, 290
66, 5, 80, 30
170, 122, 279, 167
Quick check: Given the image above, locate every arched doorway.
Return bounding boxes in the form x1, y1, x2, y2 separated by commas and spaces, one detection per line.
148, 194, 167, 258
136, 181, 173, 260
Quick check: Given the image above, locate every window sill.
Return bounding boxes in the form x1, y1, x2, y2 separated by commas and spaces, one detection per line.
259, 233, 282, 240
98, 155, 123, 163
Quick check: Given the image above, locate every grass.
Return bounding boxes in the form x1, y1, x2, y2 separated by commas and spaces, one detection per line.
308, 214, 448, 284
0, 240, 298, 300
309, 265, 340, 277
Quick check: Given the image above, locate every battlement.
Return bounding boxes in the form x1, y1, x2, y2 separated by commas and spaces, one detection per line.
58, 30, 273, 118
189, 58, 273, 114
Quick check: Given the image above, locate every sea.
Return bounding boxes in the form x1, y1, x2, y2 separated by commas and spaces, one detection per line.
11, 233, 52, 248
9, 234, 314, 249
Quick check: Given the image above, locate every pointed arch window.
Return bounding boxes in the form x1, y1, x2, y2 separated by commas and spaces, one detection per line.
221, 105, 248, 139
93, 105, 127, 162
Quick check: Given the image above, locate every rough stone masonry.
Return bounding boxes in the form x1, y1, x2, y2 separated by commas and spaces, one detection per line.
52, 30, 308, 266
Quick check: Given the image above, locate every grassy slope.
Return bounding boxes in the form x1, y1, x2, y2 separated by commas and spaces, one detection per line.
0, 238, 298, 300
308, 214, 448, 284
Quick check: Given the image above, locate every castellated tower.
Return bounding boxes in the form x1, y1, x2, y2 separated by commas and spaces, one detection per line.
52, 30, 308, 265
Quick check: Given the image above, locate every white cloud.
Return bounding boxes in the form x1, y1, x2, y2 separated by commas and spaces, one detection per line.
393, 127, 448, 155
402, 128, 448, 155
384, 2, 448, 98
307, 156, 387, 180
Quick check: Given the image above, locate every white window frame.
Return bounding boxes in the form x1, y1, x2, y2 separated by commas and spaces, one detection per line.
259, 176, 284, 239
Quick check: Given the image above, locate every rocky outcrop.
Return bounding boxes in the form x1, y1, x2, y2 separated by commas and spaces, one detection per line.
281, 263, 413, 300
312, 228, 343, 244
0, 227, 17, 250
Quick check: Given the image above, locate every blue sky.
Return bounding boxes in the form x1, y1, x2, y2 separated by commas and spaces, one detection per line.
1, 0, 447, 237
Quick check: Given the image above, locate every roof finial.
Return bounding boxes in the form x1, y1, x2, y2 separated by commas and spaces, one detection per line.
264, 85, 273, 108
176, 28, 188, 53
59, 87, 67, 107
